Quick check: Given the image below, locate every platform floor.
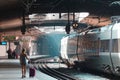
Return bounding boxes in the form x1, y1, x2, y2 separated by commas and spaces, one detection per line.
0, 58, 57, 80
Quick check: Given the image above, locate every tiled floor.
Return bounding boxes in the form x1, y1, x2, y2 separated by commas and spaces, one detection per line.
0, 59, 56, 80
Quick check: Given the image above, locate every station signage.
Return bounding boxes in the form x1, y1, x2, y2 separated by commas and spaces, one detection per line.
0, 41, 7, 45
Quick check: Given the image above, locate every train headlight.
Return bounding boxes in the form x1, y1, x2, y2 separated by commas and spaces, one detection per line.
72, 21, 79, 30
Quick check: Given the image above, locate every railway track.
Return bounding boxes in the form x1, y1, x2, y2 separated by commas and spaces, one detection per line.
31, 58, 79, 80
38, 62, 78, 80
31, 57, 111, 80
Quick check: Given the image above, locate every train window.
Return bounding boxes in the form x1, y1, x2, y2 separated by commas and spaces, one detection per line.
100, 39, 120, 52
118, 39, 120, 52
100, 40, 109, 52
112, 39, 119, 52
78, 36, 99, 56
90, 29, 100, 33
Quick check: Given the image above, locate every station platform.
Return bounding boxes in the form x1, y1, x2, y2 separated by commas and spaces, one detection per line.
0, 56, 57, 80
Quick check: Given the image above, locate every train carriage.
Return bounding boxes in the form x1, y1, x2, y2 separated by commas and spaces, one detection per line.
61, 16, 120, 76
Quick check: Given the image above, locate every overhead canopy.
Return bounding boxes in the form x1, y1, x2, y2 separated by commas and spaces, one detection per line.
0, 0, 119, 36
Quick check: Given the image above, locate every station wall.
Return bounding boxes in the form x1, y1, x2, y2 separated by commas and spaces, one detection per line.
0, 45, 7, 56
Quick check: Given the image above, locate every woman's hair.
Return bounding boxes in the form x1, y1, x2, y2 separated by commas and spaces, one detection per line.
22, 48, 26, 53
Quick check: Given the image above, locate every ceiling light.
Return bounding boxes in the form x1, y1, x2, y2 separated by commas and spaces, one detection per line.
79, 12, 89, 22
29, 14, 37, 18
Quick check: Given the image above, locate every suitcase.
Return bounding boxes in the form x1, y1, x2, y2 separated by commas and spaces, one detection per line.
29, 67, 35, 77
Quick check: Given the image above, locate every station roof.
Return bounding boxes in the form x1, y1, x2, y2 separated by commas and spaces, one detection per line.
0, 0, 120, 36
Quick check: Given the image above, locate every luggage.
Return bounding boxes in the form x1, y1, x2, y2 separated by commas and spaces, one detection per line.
29, 67, 35, 77
15, 54, 18, 59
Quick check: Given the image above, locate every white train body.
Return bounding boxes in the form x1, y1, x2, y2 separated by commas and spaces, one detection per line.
61, 17, 120, 75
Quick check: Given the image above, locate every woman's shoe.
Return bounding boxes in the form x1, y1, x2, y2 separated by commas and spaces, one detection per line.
22, 75, 26, 78
22, 76, 24, 78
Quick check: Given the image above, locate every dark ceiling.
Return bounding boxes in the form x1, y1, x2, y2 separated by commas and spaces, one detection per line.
0, 0, 120, 35
0, 0, 120, 20
29, 0, 120, 16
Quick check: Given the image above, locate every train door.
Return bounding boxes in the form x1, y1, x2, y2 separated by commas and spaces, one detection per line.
109, 28, 120, 75
109, 21, 120, 76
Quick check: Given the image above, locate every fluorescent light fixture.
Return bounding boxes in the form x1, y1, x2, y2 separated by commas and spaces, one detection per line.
29, 14, 37, 18
38, 26, 65, 33
79, 12, 89, 22
46, 13, 59, 20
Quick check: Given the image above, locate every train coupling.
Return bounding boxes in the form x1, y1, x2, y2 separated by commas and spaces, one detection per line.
102, 64, 111, 73
115, 66, 120, 73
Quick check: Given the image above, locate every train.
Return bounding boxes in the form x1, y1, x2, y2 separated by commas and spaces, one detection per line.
60, 16, 120, 76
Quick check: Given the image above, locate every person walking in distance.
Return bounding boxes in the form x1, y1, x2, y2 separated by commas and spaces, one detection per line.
20, 48, 30, 78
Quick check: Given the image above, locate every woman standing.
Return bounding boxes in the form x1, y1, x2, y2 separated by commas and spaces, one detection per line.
20, 48, 30, 78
